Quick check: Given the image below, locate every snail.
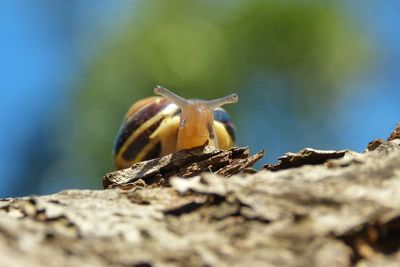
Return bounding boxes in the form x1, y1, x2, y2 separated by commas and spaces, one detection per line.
113, 86, 238, 170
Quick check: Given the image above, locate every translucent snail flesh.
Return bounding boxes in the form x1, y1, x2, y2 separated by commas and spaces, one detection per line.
113, 86, 238, 170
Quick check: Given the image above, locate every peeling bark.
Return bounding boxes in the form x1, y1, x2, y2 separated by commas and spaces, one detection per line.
387, 123, 400, 141
103, 145, 264, 189
263, 148, 350, 171
1, 125, 400, 267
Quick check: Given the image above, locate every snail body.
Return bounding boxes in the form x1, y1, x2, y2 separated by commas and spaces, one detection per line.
113, 86, 238, 170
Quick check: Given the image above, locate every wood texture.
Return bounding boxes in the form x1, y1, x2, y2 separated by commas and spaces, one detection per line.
1, 127, 400, 267
103, 144, 264, 189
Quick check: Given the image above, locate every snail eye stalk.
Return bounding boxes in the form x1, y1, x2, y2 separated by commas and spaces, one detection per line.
154, 85, 238, 111
154, 86, 188, 109
204, 94, 239, 109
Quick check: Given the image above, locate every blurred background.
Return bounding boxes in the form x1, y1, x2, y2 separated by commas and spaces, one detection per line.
0, 0, 399, 197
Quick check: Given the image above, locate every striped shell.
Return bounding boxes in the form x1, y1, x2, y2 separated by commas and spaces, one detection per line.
113, 96, 236, 170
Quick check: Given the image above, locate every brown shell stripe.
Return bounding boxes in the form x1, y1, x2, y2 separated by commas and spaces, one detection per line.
114, 100, 169, 158
122, 119, 163, 161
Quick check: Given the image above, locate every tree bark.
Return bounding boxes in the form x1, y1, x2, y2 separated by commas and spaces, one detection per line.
1, 126, 400, 267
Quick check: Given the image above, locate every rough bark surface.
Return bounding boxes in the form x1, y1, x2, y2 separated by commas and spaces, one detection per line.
103, 145, 264, 189
1, 129, 400, 267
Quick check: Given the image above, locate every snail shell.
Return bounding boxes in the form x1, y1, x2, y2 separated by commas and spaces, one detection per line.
113, 86, 238, 170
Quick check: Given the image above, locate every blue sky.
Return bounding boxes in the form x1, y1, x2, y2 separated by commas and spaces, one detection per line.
0, 1, 399, 197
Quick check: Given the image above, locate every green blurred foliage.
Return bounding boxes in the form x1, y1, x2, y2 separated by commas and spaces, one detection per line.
49, 0, 370, 188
